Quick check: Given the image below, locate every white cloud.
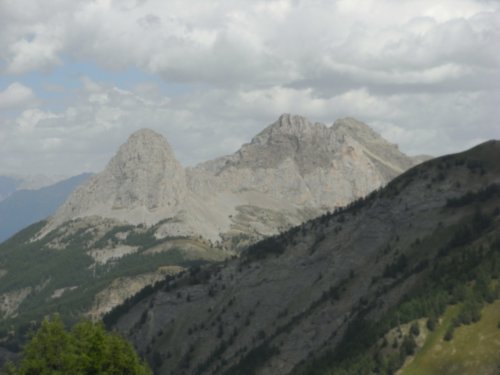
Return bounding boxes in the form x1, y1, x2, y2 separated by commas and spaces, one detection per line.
0, 0, 498, 175
1, 0, 497, 87
6, 31, 63, 74
16, 108, 60, 133
0, 82, 37, 109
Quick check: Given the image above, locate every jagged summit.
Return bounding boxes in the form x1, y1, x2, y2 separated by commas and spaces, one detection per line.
195, 114, 415, 180
250, 113, 328, 146
47, 114, 423, 239
254, 114, 383, 146
187, 114, 421, 211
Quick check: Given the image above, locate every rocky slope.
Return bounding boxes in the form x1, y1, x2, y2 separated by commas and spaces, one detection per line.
46, 114, 422, 245
188, 115, 412, 209
109, 140, 500, 375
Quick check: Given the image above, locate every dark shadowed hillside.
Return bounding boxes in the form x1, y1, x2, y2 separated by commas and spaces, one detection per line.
108, 140, 500, 375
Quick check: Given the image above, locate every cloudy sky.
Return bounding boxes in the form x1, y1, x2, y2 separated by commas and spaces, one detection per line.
0, 0, 499, 176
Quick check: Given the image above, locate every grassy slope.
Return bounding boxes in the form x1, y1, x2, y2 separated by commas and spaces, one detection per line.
401, 301, 500, 375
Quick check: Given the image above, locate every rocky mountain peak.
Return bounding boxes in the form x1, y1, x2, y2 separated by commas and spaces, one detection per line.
47, 114, 422, 238
250, 113, 328, 146
112, 128, 176, 165
46, 128, 187, 229
105, 128, 186, 210
107, 128, 181, 187
187, 114, 422, 213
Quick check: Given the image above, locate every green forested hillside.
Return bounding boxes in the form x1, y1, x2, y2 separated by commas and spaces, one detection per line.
0, 219, 217, 351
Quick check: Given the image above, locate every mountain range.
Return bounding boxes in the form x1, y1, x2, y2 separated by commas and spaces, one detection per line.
45, 114, 424, 246
0, 175, 68, 202
0, 114, 423, 347
1, 114, 498, 374
0, 174, 91, 243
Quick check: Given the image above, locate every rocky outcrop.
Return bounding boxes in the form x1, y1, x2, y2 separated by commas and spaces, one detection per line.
86, 266, 183, 320
46, 114, 423, 244
0, 287, 32, 319
48, 129, 187, 230
189, 115, 414, 209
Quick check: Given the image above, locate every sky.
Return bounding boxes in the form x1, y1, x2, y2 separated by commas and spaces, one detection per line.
0, 0, 499, 176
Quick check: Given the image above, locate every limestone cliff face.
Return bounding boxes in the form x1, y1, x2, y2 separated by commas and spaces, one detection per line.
49, 129, 187, 229
47, 115, 422, 242
188, 114, 417, 209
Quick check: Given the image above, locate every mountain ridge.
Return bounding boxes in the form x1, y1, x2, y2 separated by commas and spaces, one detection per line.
0, 114, 427, 360
46, 114, 422, 244
107, 139, 500, 375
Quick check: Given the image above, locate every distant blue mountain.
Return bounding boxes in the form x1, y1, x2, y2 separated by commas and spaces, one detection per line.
0, 173, 92, 243
0, 176, 21, 201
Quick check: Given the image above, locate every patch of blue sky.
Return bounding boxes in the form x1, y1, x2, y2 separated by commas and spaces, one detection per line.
1, 56, 196, 111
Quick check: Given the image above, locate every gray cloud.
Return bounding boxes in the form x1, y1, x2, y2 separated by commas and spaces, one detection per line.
0, 82, 37, 109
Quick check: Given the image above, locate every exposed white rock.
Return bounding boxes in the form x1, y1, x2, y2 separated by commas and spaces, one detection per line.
47, 129, 187, 231
46, 114, 422, 244
51, 286, 78, 299
87, 266, 183, 320
188, 114, 415, 208
0, 287, 31, 318
88, 245, 139, 265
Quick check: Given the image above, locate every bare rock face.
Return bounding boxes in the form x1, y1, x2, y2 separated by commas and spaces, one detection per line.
49, 129, 187, 229
188, 114, 416, 209
47, 115, 422, 243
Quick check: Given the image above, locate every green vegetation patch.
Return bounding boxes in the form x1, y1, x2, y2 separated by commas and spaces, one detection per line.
1, 315, 151, 375
402, 301, 500, 375
0, 219, 209, 348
